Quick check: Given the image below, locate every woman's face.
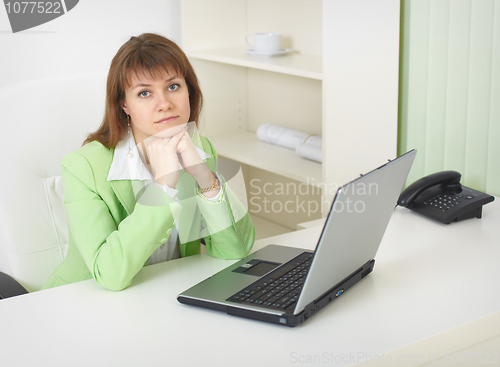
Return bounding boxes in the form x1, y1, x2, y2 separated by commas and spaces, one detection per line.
121, 69, 191, 144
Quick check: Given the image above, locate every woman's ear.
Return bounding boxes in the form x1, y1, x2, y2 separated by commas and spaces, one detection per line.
121, 101, 129, 116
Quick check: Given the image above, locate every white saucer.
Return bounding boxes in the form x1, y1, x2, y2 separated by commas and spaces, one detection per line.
241, 48, 293, 57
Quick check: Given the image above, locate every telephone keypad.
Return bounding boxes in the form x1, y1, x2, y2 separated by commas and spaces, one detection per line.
424, 193, 463, 211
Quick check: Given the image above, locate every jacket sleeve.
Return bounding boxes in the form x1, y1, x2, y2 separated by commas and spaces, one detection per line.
61, 152, 180, 291
194, 137, 255, 259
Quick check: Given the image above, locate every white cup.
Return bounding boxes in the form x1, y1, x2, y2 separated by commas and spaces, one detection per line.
245, 32, 282, 53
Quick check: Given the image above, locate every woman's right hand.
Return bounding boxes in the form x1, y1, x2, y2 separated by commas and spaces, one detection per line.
144, 129, 186, 188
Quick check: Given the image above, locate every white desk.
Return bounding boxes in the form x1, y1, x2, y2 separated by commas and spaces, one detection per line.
1, 201, 499, 367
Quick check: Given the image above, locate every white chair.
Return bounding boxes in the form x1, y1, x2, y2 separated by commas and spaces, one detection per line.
0, 72, 107, 297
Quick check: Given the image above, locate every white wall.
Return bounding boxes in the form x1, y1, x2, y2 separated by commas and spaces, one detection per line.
0, 0, 181, 88
322, 0, 400, 196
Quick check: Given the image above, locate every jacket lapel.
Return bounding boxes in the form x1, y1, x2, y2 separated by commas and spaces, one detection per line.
109, 179, 136, 215
103, 147, 137, 215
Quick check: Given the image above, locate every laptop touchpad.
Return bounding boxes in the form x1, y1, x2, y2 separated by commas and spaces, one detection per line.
232, 260, 281, 276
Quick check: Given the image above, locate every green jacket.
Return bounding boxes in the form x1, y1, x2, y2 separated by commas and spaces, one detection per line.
42, 135, 254, 291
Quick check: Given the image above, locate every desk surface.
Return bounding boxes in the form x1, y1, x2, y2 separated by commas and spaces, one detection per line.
1, 201, 499, 366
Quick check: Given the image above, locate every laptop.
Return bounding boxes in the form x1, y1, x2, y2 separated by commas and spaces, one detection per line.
177, 150, 416, 327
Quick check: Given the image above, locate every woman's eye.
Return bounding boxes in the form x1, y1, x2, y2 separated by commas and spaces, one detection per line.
168, 83, 180, 91
139, 91, 151, 98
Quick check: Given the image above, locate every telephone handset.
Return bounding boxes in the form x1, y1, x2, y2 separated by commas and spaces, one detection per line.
397, 171, 495, 224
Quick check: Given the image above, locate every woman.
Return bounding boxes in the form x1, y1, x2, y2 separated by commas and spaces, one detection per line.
42, 33, 255, 291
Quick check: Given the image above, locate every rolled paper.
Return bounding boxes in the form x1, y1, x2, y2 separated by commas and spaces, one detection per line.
256, 124, 309, 150
296, 140, 322, 163
302, 135, 322, 148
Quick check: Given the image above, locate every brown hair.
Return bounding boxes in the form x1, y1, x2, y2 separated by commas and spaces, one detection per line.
85, 33, 203, 147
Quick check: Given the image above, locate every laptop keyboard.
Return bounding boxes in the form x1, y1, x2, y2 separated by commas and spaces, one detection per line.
226, 252, 313, 310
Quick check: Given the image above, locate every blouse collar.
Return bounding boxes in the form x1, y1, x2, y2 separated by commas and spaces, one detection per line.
107, 129, 210, 182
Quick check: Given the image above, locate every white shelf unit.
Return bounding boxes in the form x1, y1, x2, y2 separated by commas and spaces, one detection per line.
181, 0, 401, 236
186, 48, 323, 189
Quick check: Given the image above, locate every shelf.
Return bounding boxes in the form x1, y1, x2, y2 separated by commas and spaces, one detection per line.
209, 131, 323, 186
187, 48, 322, 80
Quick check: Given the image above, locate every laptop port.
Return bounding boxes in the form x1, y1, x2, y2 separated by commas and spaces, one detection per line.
335, 289, 344, 297
310, 304, 319, 313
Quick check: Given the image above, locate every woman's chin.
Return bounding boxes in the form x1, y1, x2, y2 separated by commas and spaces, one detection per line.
154, 123, 187, 138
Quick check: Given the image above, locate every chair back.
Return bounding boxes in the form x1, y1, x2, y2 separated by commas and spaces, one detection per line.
0, 72, 107, 292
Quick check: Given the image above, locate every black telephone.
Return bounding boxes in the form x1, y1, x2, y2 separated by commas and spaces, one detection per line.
397, 171, 495, 224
